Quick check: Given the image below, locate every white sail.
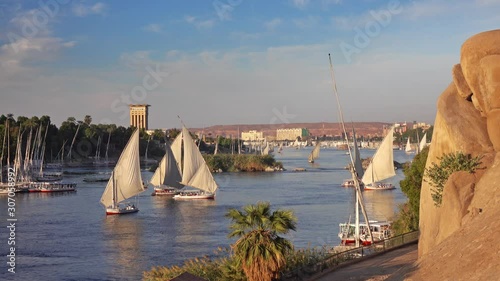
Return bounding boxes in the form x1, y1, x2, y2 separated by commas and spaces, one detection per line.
170, 132, 183, 176
262, 142, 269, 156
214, 136, 219, 155
361, 127, 395, 185
100, 129, 144, 207
405, 138, 412, 153
180, 126, 218, 193
308, 142, 320, 162
149, 141, 183, 188
419, 133, 427, 152
352, 131, 364, 179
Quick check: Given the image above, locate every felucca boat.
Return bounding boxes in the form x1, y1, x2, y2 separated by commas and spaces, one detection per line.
100, 129, 145, 215
150, 135, 183, 196
173, 126, 218, 200
361, 127, 396, 190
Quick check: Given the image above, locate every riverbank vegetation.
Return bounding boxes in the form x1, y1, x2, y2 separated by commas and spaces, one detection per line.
204, 154, 283, 172
393, 146, 429, 234
0, 114, 258, 166
143, 202, 330, 281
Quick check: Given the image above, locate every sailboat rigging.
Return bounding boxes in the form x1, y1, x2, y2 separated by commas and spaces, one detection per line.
327, 54, 377, 247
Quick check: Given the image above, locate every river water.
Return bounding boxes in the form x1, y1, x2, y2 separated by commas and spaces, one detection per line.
0, 147, 414, 281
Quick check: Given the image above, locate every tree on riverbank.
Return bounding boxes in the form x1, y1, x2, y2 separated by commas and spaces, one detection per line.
226, 202, 297, 281
393, 146, 429, 234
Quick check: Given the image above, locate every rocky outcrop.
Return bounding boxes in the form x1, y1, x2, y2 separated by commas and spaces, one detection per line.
411, 30, 500, 279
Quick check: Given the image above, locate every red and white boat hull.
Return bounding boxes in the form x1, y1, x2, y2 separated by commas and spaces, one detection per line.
152, 187, 178, 196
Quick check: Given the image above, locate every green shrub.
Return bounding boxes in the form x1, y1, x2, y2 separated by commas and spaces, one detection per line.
393, 146, 429, 234
203, 154, 281, 172
143, 247, 246, 281
424, 152, 483, 207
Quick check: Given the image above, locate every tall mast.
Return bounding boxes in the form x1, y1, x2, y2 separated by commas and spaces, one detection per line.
105, 131, 111, 162
328, 54, 373, 246
112, 171, 116, 208
67, 121, 82, 161
237, 126, 241, 154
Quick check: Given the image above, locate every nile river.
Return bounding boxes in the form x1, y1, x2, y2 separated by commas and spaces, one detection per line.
0, 147, 414, 280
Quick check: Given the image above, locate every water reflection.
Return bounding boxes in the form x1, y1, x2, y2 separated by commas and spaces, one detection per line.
102, 215, 145, 279
362, 190, 396, 221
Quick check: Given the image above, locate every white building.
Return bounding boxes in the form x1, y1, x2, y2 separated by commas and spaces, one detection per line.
276, 128, 309, 141
241, 130, 264, 141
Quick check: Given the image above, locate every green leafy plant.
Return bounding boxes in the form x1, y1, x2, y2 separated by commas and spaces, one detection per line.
226, 202, 297, 281
424, 152, 483, 207
393, 146, 429, 234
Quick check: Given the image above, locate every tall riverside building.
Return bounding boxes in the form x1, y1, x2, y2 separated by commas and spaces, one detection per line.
129, 104, 150, 130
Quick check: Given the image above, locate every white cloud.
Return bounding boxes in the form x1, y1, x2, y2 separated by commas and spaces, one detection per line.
196, 19, 215, 29
322, 0, 342, 5
1, 9, 76, 74
73, 2, 106, 17
184, 15, 215, 29
293, 16, 320, 29
143, 23, 163, 33
292, 0, 310, 8
184, 15, 196, 24
230, 32, 261, 40
399, 1, 448, 20
264, 18, 282, 31
0, 38, 456, 129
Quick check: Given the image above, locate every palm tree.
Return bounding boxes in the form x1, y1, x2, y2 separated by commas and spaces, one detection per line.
226, 202, 297, 281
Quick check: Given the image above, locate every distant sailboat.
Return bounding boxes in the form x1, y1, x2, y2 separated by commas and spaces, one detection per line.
173, 126, 218, 200
419, 132, 427, 152
150, 136, 184, 196
405, 137, 414, 154
361, 127, 396, 190
262, 141, 270, 156
308, 142, 320, 163
341, 129, 364, 188
100, 129, 145, 215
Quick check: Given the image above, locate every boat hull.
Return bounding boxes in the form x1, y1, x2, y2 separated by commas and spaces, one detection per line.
106, 206, 139, 215
30, 182, 77, 193
364, 183, 395, 190
39, 187, 76, 192
341, 179, 364, 188
152, 187, 179, 196
173, 192, 215, 200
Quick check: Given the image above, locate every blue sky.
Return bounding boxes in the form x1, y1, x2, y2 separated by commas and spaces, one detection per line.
0, 0, 499, 129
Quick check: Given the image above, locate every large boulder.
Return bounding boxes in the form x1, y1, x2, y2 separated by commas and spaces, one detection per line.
413, 29, 500, 279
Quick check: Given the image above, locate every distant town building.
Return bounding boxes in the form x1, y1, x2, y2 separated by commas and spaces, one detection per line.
241, 130, 264, 141
276, 128, 309, 141
391, 121, 431, 135
129, 104, 150, 130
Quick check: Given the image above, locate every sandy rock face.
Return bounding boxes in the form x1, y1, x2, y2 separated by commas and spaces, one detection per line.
414, 29, 500, 279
